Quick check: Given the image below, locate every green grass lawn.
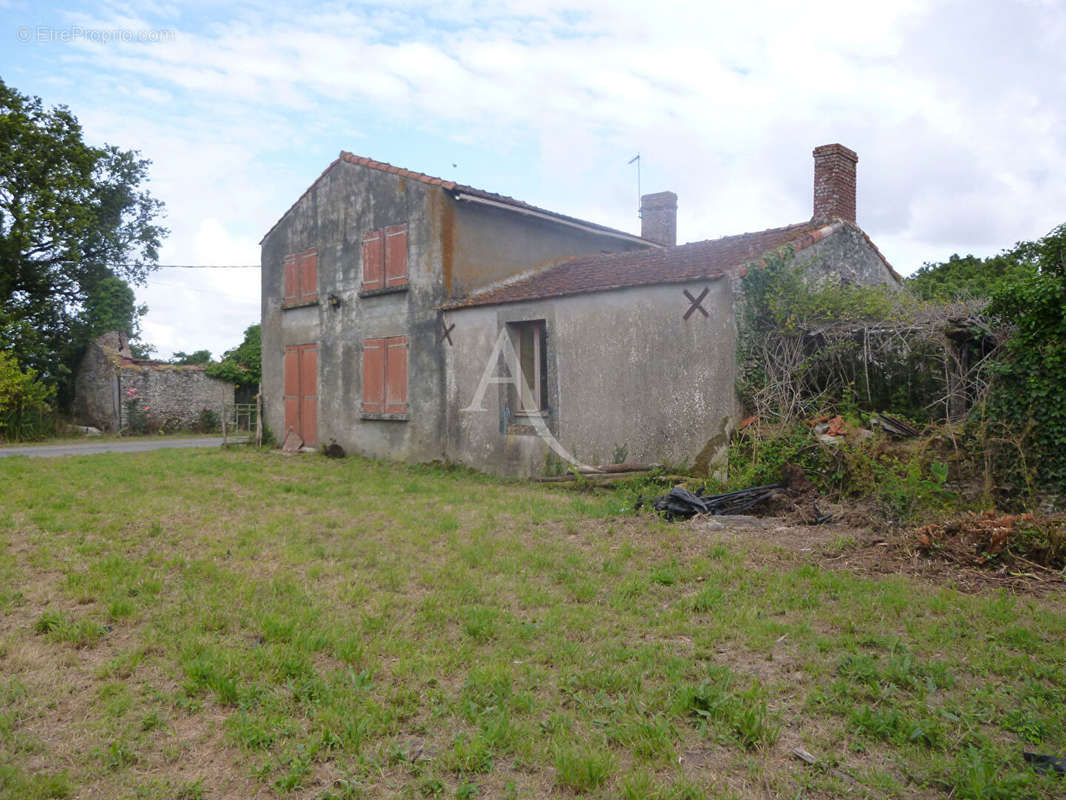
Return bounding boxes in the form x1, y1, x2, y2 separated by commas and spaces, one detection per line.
0, 450, 1063, 799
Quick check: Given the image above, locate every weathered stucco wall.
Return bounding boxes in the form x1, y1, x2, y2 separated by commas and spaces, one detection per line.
260, 160, 656, 459
443, 279, 737, 477
261, 163, 902, 475
449, 201, 647, 297
261, 160, 450, 457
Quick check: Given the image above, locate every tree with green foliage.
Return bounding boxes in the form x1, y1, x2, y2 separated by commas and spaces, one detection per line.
82, 275, 146, 340
906, 244, 1038, 302
0, 78, 166, 406
171, 349, 212, 366
205, 324, 261, 388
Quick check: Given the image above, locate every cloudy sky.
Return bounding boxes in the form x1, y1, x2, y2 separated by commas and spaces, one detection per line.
3, 0, 1064, 359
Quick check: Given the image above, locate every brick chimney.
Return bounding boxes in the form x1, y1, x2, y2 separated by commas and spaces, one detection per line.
812, 143, 858, 223
640, 191, 677, 246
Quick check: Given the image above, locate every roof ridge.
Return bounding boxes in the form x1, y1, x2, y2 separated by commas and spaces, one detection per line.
338, 152, 458, 191
262, 151, 655, 246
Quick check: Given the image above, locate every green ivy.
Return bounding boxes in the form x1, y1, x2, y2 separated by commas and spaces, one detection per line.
981, 223, 1066, 489
205, 324, 260, 388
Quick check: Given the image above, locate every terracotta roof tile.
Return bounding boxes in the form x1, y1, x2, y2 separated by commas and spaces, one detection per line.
441, 221, 842, 310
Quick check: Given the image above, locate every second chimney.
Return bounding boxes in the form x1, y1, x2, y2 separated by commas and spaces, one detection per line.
812, 143, 858, 223
640, 191, 677, 246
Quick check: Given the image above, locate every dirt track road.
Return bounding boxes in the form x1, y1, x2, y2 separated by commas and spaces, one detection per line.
0, 436, 247, 458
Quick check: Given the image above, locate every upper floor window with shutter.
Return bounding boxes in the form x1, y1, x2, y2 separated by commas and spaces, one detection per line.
361, 224, 408, 294
283, 249, 318, 306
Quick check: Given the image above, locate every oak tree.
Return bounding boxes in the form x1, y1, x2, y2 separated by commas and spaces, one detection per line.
0, 78, 166, 403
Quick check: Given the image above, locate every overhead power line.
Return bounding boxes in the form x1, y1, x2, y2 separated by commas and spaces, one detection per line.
155, 264, 260, 269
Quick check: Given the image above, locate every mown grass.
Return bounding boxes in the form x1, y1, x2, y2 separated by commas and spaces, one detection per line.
0, 449, 1063, 799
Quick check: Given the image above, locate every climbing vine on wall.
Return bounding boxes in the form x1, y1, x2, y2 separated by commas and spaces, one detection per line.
979, 223, 1066, 489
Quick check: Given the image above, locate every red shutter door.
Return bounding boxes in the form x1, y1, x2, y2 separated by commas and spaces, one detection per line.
283, 255, 298, 303
385, 336, 408, 413
362, 231, 384, 290
299, 250, 318, 302
283, 346, 300, 435
362, 338, 385, 413
299, 345, 317, 444
384, 225, 408, 288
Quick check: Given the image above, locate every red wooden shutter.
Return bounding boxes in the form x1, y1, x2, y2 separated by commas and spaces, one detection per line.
362, 231, 384, 291
283, 255, 298, 303
362, 338, 385, 413
299, 345, 317, 443
283, 346, 300, 434
384, 224, 408, 288
385, 336, 408, 413
299, 250, 318, 302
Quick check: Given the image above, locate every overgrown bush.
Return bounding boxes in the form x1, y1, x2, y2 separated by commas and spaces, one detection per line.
0, 351, 55, 441
736, 248, 979, 425
978, 223, 1066, 490
724, 422, 960, 526
903, 223, 1066, 496
736, 228, 1066, 500
122, 388, 149, 434
197, 407, 220, 433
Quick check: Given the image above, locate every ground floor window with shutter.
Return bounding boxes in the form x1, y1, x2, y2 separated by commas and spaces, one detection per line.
509, 320, 547, 415
361, 335, 409, 419
283, 343, 317, 443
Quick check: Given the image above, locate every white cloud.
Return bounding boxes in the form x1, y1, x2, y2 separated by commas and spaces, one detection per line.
6, 0, 1063, 355
133, 219, 259, 360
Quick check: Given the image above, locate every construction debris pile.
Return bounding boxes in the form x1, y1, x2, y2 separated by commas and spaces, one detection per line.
652, 483, 784, 520
804, 411, 919, 446
914, 511, 1066, 570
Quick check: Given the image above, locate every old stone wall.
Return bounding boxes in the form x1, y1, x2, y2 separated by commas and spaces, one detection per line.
117, 365, 232, 429
75, 334, 234, 431
74, 341, 121, 431
792, 223, 899, 288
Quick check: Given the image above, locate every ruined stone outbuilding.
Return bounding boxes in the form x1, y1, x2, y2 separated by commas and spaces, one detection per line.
260, 143, 898, 476
75, 332, 235, 432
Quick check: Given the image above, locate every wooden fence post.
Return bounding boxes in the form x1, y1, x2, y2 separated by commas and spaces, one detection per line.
256, 389, 263, 447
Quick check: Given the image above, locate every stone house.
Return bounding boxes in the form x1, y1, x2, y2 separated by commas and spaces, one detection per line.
75, 332, 235, 432
260, 143, 898, 475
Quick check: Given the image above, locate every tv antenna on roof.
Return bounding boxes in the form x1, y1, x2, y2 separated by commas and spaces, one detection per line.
628, 153, 641, 218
